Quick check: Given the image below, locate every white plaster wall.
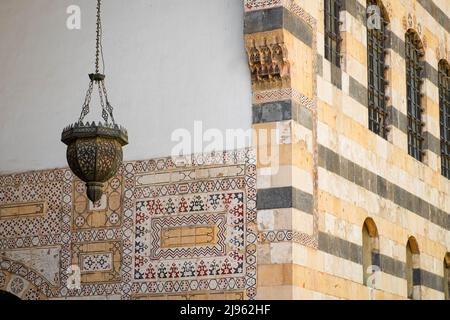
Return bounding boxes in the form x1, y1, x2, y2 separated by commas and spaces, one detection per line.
0, 0, 252, 174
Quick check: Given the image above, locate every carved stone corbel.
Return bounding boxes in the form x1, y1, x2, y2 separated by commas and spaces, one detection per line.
246, 36, 290, 90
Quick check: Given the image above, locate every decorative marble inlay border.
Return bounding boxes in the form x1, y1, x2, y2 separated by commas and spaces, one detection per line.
253, 88, 315, 109
152, 215, 225, 258
258, 230, 317, 247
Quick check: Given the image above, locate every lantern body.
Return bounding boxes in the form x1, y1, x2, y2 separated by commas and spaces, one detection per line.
62, 123, 128, 202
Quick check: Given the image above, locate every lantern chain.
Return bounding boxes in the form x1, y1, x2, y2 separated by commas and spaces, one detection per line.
95, 0, 104, 74
77, 0, 116, 126
79, 81, 94, 122
97, 81, 108, 122
101, 82, 116, 124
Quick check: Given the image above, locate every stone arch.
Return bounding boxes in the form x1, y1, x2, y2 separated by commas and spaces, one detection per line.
367, 0, 390, 24
407, 236, 420, 254
438, 59, 450, 73
365, 0, 392, 139
405, 29, 427, 161
406, 236, 420, 300
0, 258, 55, 300
363, 217, 379, 238
362, 218, 380, 286
405, 29, 425, 58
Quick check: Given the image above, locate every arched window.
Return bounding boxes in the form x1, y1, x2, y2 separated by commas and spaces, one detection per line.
366, 0, 389, 138
406, 237, 420, 299
324, 0, 341, 67
362, 218, 380, 286
405, 31, 425, 161
439, 60, 450, 178
444, 253, 450, 300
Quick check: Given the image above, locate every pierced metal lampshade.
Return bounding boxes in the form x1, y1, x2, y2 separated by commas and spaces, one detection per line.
62, 122, 128, 203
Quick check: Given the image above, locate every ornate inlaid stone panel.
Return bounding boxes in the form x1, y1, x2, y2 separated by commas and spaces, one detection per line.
127, 149, 257, 299
72, 240, 122, 283
0, 149, 257, 300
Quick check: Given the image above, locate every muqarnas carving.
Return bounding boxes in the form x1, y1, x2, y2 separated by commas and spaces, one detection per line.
247, 37, 290, 88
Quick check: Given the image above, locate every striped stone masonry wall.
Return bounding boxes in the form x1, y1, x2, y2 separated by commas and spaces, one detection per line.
246, 0, 450, 300
244, 0, 320, 299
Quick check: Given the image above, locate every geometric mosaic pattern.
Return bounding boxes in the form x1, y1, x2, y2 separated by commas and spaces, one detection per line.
0, 168, 72, 300
80, 253, 113, 272
149, 213, 227, 259
72, 241, 121, 283
134, 194, 238, 274
129, 149, 257, 299
0, 148, 257, 300
72, 176, 123, 230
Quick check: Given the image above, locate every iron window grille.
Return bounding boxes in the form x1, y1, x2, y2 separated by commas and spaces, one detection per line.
405, 31, 424, 161
439, 61, 450, 178
367, 0, 388, 138
324, 0, 341, 68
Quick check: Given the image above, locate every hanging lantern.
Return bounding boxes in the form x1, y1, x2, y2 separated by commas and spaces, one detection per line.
62, 0, 128, 203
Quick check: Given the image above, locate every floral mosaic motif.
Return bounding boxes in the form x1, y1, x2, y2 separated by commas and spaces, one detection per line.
135, 192, 244, 219
10, 277, 25, 295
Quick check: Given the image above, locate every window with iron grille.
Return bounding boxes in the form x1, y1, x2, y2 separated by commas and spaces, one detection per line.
367, 0, 388, 138
439, 61, 450, 178
324, 0, 341, 67
405, 31, 424, 161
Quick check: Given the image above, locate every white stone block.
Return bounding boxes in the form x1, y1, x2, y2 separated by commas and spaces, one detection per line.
257, 210, 275, 231
270, 242, 292, 264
